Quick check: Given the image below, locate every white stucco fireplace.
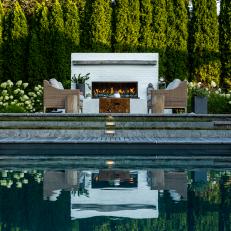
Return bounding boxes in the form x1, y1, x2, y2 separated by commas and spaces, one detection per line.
71, 53, 159, 113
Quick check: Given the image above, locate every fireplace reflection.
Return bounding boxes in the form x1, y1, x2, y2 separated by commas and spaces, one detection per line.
92, 82, 138, 98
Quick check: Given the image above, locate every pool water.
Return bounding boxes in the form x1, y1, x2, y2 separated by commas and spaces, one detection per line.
0, 166, 230, 231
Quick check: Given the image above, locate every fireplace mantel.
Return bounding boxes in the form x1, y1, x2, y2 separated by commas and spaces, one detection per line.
72, 60, 157, 65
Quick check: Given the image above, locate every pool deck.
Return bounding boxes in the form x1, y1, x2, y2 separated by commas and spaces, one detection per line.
0, 113, 230, 156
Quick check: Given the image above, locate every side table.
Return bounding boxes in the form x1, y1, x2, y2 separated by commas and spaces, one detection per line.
65, 95, 79, 113
152, 94, 165, 113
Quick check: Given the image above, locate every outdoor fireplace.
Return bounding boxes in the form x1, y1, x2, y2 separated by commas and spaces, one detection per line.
92, 82, 138, 98
71, 53, 159, 113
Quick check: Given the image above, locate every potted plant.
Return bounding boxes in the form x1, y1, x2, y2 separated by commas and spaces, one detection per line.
71, 73, 90, 96
191, 84, 209, 114
86, 93, 91, 99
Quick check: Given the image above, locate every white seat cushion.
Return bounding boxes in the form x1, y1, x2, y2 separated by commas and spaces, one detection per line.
166, 79, 181, 90
58, 82, 64, 89
49, 78, 64, 89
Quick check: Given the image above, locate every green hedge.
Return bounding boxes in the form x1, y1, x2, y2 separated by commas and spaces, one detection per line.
0, 0, 230, 90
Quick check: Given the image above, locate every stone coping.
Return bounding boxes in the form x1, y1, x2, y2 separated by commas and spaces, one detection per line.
0, 113, 231, 118
0, 113, 231, 121
1, 156, 230, 169
0, 137, 230, 144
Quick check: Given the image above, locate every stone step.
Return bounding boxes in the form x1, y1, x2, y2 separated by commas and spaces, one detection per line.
0, 121, 224, 129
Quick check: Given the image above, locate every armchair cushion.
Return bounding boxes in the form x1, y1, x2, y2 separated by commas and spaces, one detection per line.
166, 79, 181, 90
49, 78, 64, 89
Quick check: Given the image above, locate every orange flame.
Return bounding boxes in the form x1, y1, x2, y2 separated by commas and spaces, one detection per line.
93, 87, 136, 96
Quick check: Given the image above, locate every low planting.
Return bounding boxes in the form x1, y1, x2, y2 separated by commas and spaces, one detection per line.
0, 79, 230, 114
187, 81, 231, 114
0, 80, 43, 113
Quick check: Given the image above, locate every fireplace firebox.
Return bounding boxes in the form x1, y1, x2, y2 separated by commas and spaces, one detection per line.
92, 82, 138, 98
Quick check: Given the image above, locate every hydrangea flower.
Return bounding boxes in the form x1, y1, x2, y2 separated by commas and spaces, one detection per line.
6, 80, 13, 87
2, 90, 7, 95
16, 80, 23, 86
14, 89, 20, 94
211, 81, 216, 88
0, 82, 7, 88
23, 83, 29, 88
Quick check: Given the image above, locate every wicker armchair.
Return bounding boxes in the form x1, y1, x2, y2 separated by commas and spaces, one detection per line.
151, 80, 187, 112
43, 80, 81, 113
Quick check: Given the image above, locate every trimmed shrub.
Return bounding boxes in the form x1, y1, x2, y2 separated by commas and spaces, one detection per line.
208, 92, 231, 114
152, 0, 167, 78
114, 0, 140, 52
0, 0, 3, 82
139, 0, 153, 52
49, 0, 68, 82
165, 0, 188, 82
0, 104, 26, 113
63, 0, 80, 53
113, 0, 129, 51
28, 2, 50, 86
191, 0, 221, 85
3, 1, 28, 83
219, 0, 231, 90
63, 0, 80, 83
90, 0, 112, 51
127, 0, 140, 51
80, 0, 93, 51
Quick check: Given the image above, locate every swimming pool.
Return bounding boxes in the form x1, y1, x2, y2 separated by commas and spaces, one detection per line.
0, 160, 230, 231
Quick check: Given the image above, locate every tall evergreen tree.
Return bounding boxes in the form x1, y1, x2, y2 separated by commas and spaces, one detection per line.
73, 0, 86, 11
114, 0, 140, 52
139, 0, 152, 51
63, 0, 80, 52
113, 0, 129, 51
90, 0, 112, 51
3, 1, 28, 82
28, 25, 42, 85
72, 0, 86, 51
0, 0, 4, 82
165, 0, 176, 82
191, 0, 220, 84
49, 0, 67, 82
165, 0, 188, 82
28, 2, 50, 85
80, 0, 93, 51
128, 0, 140, 51
220, 0, 231, 90
152, 0, 167, 78
63, 0, 80, 81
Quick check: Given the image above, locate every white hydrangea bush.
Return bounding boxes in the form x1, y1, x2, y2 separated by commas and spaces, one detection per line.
0, 169, 43, 189
187, 81, 221, 95
0, 80, 43, 112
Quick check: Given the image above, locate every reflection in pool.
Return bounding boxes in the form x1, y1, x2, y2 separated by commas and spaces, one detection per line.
0, 168, 230, 231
